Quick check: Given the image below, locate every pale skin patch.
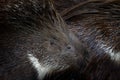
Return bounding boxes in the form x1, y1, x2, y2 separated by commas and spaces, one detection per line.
27, 54, 51, 80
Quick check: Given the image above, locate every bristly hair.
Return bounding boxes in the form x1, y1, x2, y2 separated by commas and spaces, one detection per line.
43, 66, 81, 80
0, 0, 66, 34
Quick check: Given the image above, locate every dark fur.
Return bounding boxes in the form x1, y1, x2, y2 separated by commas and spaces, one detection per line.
0, 0, 85, 80
62, 0, 120, 80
